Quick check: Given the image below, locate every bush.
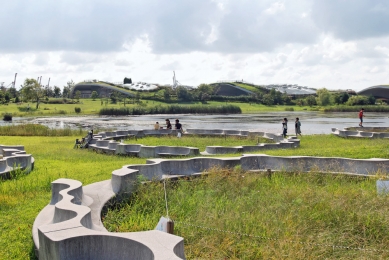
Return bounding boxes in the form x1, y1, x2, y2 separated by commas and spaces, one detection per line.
75, 107, 81, 113
99, 104, 242, 115
3, 114, 12, 121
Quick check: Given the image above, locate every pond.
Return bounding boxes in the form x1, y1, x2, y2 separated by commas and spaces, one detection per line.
2, 112, 389, 135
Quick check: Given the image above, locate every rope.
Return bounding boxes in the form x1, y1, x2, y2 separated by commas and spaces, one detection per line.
163, 179, 169, 218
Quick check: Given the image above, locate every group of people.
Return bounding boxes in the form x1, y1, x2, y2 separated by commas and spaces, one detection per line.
154, 119, 183, 137
282, 118, 301, 139
282, 108, 365, 138
74, 129, 94, 148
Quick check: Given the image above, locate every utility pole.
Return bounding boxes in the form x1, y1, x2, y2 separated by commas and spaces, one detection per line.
47, 78, 50, 88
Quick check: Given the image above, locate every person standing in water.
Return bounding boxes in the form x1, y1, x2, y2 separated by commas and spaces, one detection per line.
295, 118, 302, 137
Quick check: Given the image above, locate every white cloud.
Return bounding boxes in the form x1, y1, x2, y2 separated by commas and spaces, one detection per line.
0, 0, 388, 91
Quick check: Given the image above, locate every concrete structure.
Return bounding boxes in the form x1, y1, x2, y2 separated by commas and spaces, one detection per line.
241, 154, 389, 175
71, 81, 135, 98
358, 85, 389, 100
202, 137, 300, 155
87, 129, 291, 156
0, 145, 34, 178
34, 153, 388, 259
185, 129, 284, 142
331, 127, 389, 139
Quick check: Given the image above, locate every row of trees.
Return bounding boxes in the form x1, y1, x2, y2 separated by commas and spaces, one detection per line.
0, 79, 75, 106
296, 88, 376, 107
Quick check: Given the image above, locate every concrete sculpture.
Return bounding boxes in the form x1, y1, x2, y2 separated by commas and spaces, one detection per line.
87, 129, 293, 157
0, 145, 34, 179
33, 153, 387, 259
332, 127, 389, 138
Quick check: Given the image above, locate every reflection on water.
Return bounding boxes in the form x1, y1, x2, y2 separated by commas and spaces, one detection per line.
1, 112, 388, 135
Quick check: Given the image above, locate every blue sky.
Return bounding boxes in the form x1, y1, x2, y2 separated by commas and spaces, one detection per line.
0, 0, 388, 90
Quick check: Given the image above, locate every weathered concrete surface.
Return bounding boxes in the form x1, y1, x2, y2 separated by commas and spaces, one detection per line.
202, 137, 300, 155
0, 145, 34, 179
332, 127, 389, 139
33, 178, 185, 260
185, 129, 284, 142
90, 141, 200, 158
241, 154, 389, 175
34, 152, 389, 259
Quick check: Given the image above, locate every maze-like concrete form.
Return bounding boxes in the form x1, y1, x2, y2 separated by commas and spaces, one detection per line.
185, 129, 284, 142
241, 154, 389, 175
332, 127, 389, 138
0, 145, 34, 178
88, 129, 292, 157
33, 154, 388, 259
203, 137, 299, 155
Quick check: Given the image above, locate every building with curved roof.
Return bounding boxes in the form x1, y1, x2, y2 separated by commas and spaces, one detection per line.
358, 85, 389, 100
71, 80, 134, 98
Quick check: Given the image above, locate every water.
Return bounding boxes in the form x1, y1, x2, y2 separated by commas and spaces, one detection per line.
1, 112, 388, 135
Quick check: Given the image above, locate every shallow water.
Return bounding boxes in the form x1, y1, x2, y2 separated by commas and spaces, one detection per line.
2, 112, 388, 135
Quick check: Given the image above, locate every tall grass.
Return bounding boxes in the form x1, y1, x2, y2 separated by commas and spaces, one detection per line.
104, 168, 389, 259
323, 105, 389, 112
0, 124, 84, 136
99, 104, 242, 115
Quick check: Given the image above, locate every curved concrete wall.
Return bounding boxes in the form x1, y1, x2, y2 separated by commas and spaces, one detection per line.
0, 145, 35, 179
332, 127, 389, 139
87, 129, 290, 157
33, 178, 185, 260
203, 137, 300, 154
34, 153, 389, 259
241, 154, 389, 175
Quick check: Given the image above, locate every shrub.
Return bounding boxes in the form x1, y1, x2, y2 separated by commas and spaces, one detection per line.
75, 107, 81, 113
99, 104, 242, 115
2, 114, 12, 121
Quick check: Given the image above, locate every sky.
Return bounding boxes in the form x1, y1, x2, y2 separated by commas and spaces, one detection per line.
0, 0, 388, 91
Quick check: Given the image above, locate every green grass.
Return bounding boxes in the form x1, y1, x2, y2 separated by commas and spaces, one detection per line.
0, 124, 86, 136
1, 134, 389, 259
103, 169, 389, 259
0, 136, 146, 259
0, 99, 333, 116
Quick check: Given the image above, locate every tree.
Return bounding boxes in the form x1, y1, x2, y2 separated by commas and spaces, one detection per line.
305, 95, 317, 106
346, 95, 370, 106
176, 87, 193, 101
316, 88, 332, 106
21, 78, 44, 109
91, 91, 99, 100
262, 94, 274, 106
62, 86, 71, 98
75, 90, 81, 102
54, 86, 61, 98
163, 89, 171, 100
368, 95, 376, 105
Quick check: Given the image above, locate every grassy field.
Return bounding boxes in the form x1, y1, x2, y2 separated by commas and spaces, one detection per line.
104, 169, 389, 259
0, 98, 320, 117
0, 134, 388, 259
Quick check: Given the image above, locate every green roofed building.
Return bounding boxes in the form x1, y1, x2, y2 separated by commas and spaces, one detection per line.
358, 85, 389, 101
